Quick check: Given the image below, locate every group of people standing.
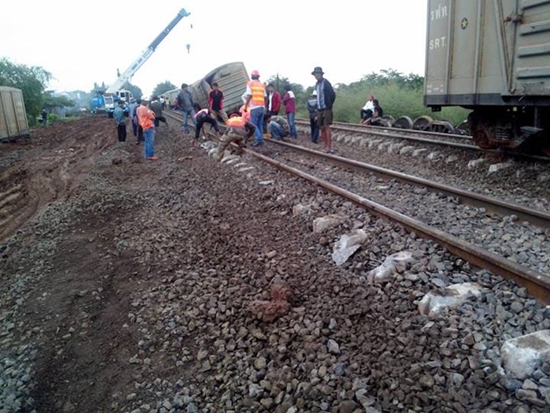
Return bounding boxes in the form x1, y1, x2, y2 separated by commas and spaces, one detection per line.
113, 96, 167, 161
114, 64, 339, 160
241, 66, 337, 153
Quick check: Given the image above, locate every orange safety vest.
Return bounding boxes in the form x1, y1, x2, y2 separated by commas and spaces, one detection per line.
247, 80, 265, 106
226, 116, 246, 127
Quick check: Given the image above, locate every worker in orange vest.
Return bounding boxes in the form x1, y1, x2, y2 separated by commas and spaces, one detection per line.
243, 69, 266, 147
213, 114, 256, 161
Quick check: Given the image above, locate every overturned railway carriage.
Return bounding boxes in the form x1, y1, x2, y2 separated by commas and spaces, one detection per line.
424, 0, 550, 152
166, 62, 249, 117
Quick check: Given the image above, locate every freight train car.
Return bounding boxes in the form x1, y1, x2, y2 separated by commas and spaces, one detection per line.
166, 62, 249, 118
424, 0, 550, 153
0, 87, 30, 142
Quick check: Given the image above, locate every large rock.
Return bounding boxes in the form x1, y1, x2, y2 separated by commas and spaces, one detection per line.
418, 283, 482, 317
293, 204, 311, 216
501, 330, 550, 380
367, 251, 413, 282
312, 214, 346, 233
488, 161, 513, 175
332, 229, 368, 266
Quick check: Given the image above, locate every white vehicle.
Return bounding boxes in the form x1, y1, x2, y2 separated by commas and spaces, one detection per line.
103, 8, 190, 116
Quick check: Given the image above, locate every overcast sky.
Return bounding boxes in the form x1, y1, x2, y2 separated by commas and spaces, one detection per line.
1, 0, 428, 96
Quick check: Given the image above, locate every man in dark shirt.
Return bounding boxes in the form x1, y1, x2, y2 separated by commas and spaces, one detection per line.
208, 82, 228, 124
312, 66, 336, 153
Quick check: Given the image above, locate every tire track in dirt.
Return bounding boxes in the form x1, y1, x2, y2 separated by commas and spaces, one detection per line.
0, 117, 116, 241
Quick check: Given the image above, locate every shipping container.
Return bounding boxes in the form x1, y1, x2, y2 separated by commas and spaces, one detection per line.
424, 0, 550, 149
0, 87, 30, 141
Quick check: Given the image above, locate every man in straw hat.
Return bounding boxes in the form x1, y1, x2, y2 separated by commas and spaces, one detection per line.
311, 66, 336, 153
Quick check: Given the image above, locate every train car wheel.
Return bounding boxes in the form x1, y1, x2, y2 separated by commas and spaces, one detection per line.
393, 116, 413, 129
413, 115, 433, 131
382, 115, 395, 126
468, 110, 514, 149
430, 120, 456, 134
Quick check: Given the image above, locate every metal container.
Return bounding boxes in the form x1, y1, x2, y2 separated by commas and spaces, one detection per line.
0, 86, 30, 141
166, 62, 250, 116
425, 0, 550, 108
190, 62, 250, 115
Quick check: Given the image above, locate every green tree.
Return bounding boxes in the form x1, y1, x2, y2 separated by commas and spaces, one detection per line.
0, 58, 51, 124
43, 91, 75, 110
152, 81, 176, 98
121, 82, 143, 100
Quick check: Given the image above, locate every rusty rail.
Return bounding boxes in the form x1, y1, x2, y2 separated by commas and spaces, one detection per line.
294, 119, 550, 163
268, 139, 550, 228
244, 148, 550, 305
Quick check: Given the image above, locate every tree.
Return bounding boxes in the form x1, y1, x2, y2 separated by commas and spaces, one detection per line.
0, 58, 51, 124
122, 82, 143, 100
152, 81, 176, 98
43, 91, 75, 110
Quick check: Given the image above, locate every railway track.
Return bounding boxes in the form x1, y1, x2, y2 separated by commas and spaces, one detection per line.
295, 119, 550, 163
268, 140, 550, 228
165, 110, 550, 304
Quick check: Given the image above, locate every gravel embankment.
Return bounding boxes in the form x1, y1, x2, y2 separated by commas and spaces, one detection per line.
294, 123, 550, 212
0, 118, 549, 413
263, 144, 550, 275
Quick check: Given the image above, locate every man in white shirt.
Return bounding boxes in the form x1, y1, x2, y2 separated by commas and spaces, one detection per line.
360, 94, 375, 121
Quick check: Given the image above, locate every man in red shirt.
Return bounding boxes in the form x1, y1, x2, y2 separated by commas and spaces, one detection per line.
266, 83, 281, 116
208, 82, 228, 124
283, 84, 297, 138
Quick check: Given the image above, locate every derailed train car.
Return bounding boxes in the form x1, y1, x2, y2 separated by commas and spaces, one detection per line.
424, 0, 550, 152
166, 62, 249, 117
0, 87, 30, 142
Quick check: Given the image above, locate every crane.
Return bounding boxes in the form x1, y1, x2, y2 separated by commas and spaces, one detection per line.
106, 8, 190, 94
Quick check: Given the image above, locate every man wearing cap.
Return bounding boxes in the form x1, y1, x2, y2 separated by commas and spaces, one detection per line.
307, 90, 319, 144
243, 70, 266, 147
311, 66, 336, 153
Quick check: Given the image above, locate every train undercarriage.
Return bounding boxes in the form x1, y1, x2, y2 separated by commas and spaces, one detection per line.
468, 106, 550, 156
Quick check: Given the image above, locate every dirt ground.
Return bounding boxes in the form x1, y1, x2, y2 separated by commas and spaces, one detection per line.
1, 115, 548, 413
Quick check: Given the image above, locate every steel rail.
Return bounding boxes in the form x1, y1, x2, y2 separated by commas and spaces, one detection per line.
267, 139, 550, 228
244, 148, 550, 305
165, 110, 550, 304
295, 119, 476, 148
295, 119, 550, 163
330, 120, 473, 140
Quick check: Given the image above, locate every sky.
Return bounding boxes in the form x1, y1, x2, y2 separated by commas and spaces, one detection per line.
0, 0, 428, 97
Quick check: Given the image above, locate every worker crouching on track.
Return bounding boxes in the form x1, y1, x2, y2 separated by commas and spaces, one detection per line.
265, 113, 290, 141
213, 114, 256, 161
193, 104, 221, 140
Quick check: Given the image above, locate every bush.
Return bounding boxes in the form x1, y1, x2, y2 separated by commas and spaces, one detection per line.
296, 69, 471, 128
333, 83, 469, 126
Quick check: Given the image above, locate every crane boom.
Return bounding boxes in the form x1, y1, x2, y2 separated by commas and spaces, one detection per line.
106, 8, 190, 93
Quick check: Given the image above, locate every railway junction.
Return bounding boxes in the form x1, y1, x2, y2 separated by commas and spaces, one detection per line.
0, 113, 549, 413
